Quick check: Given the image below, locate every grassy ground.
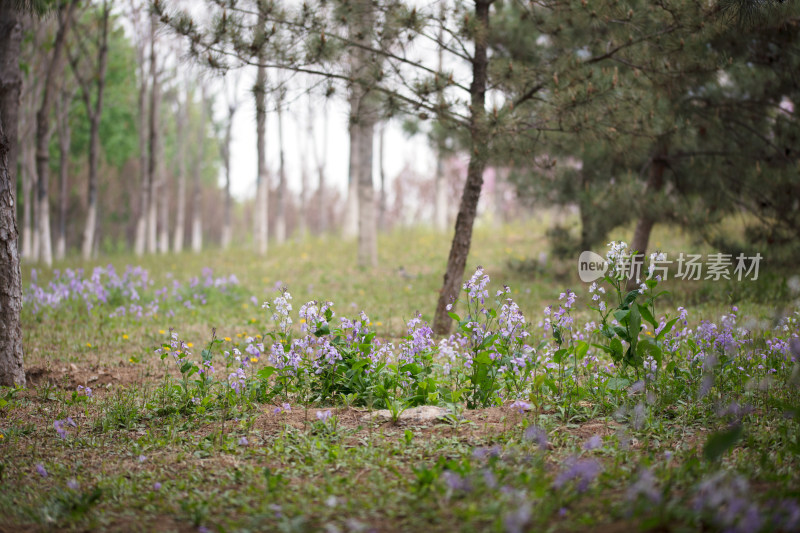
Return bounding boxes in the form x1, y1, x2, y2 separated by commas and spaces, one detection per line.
2, 217, 799, 532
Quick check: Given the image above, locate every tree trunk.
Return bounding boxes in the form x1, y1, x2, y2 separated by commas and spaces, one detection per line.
79, 1, 110, 261
220, 85, 237, 250
378, 122, 387, 231
146, 13, 159, 255
343, 100, 359, 239
356, 113, 377, 267
433, 18, 447, 232
296, 100, 308, 239
312, 95, 328, 235
35, 1, 77, 267
351, 0, 377, 266
173, 88, 188, 252
133, 40, 148, 256
254, 58, 268, 255
276, 103, 288, 244
627, 139, 669, 291
21, 149, 33, 259
0, 5, 21, 208
191, 87, 206, 254
0, 9, 25, 387
433, 0, 491, 335
55, 86, 72, 261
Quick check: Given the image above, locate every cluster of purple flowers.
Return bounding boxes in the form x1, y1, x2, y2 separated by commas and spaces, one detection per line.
53, 417, 77, 439
25, 265, 237, 319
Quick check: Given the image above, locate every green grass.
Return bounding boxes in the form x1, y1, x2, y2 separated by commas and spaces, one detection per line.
2, 218, 799, 532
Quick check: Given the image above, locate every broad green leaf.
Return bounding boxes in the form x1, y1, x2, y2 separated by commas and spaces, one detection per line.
703, 425, 743, 462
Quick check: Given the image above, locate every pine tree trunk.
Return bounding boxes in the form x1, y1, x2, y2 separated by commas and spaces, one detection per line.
0, 5, 21, 207
191, 87, 206, 254
173, 89, 187, 252
627, 140, 669, 292
275, 104, 286, 244
356, 114, 377, 267
378, 123, 387, 231
343, 101, 359, 239
146, 13, 159, 255
55, 87, 71, 261
433, 0, 491, 335
351, 0, 377, 267
35, 1, 77, 267
254, 60, 268, 256
0, 9, 25, 387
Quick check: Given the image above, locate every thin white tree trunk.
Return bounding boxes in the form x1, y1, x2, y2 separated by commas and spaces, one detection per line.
191, 87, 207, 254
311, 95, 328, 235
275, 102, 286, 244
173, 87, 188, 252
220, 77, 238, 250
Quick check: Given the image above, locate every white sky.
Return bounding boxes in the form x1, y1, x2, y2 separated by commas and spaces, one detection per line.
218, 71, 437, 201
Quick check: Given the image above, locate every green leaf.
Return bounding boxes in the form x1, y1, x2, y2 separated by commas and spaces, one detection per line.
703, 425, 743, 462
575, 341, 589, 359
638, 305, 658, 329
629, 302, 642, 356
610, 338, 624, 363
656, 318, 679, 341
314, 324, 330, 336
623, 290, 639, 306
447, 311, 461, 322
351, 359, 371, 372
553, 348, 568, 364
606, 377, 631, 391
257, 367, 276, 380
474, 351, 493, 365
638, 338, 662, 366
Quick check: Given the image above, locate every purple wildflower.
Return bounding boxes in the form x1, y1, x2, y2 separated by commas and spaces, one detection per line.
584, 435, 602, 451
523, 425, 549, 451
67, 479, 79, 490
316, 410, 332, 423
238, 437, 249, 446
510, 400, 530, 414
553, 457, 602, 492
36, 464, 48, 478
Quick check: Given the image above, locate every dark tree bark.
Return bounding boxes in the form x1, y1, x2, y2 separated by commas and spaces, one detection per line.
0, 9, 24, 387
433, 0, 492, 335
35, 0, 79, 267
627, 139, 669, 292
0, 5, 22, 207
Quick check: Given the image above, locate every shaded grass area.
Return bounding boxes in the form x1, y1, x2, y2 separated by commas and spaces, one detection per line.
3, 219, 800, 531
